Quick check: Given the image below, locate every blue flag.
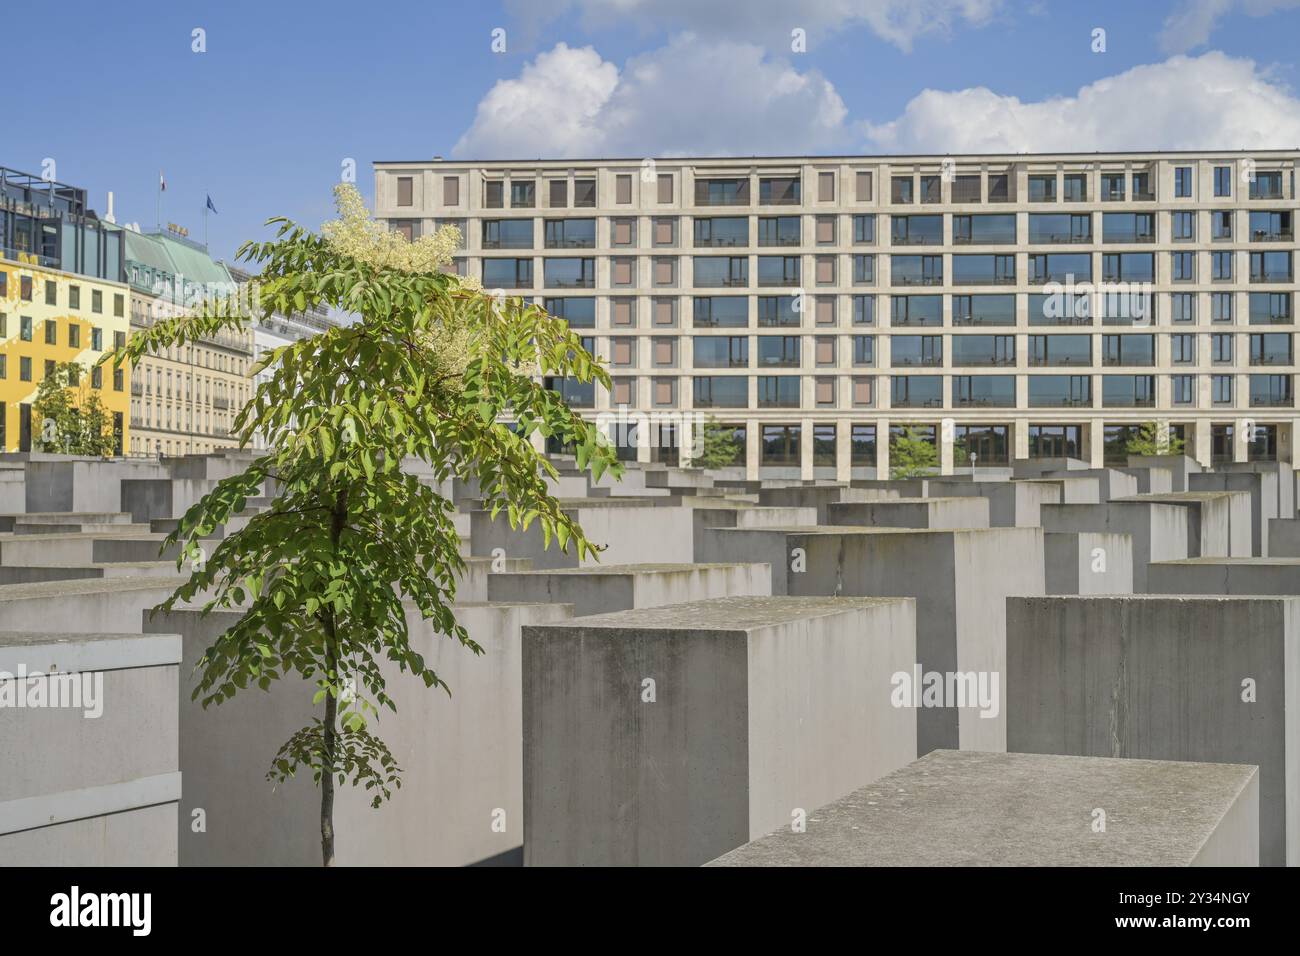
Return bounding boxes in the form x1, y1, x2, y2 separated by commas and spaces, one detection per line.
206, 195, 218, 214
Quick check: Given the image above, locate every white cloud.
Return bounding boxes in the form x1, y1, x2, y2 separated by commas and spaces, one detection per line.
862, 52, 1300, 153
457, 44, 1300, 160
505, 0, 1002, 52
1158, 0, 1300, 54
453, 37, 849, 158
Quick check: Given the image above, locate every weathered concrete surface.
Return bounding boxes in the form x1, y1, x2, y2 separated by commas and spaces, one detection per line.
0, 533, 181, 567
927, 479, 1060, 528
1220, 462, 1294, 523
0, 631, 182, 865
1040, 500, 1190, 591
471, 501, 696, 569
1190, 471, 1277, 557
454, 555, 532, 602
1128, 454, 1202, 493
1116, 491, 1252, 559
146, 600, 573, 866
522, 595, 917, 867
1270, 518, 1300, 557
24, 459, 170, 514
707, 750, 1258, 867
700, 526, 1042, 754
826, 497, 989, 530
1021, 476, 1101, 504
1147, 557, 1300, 597
488, 562, 771, 616
1115, 466, 1174, 495
1007, 595, 1298, 866
0, 577, 186, 633
1044, 531, 1134, 595
1045, 468, 1140, 501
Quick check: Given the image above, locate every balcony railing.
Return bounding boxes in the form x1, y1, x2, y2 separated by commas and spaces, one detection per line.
1250, 230, 1294, 242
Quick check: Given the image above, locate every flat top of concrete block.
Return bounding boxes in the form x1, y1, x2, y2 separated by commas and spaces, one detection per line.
1014, 593, 1300, 607
0, 532, 166, 542
0, 575, 187, 601
1115, 491, 1239, 503
494, 562, 766, 576
526, 595, 910, 632
836, 497, 979, 506
1151, 557, 1300, 566
710, 525, 1019, 537
0, 630, 180, 649
706, 750, 1258, 867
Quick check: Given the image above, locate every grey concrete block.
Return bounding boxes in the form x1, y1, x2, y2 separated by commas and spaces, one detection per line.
1190, 471, 1278, 557
471, 502, 696, 569
146, 601, 572, 866
1007, 595, 1299, 866
1269, 517, 1300, 557
488, 562, 771, 616
1044, 531, 1133, 594
0, 631, 181, 866
522, 595, 917, 867
1118, 491, 1252, 558
1040, 500, 1190, 591
0, 577, 185, 633
827, 497, 990, 529
927, 479, 1060, 527
707, 750, 1258, 867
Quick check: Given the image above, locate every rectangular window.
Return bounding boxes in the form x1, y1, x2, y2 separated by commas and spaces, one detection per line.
21, 276, 33, 300
396, 176, 413, 207
69, 285, 80, 309
1214, 166, 1232, 197
1174, 166, 1192, 198
818, 171, 835, 202
574, 179, 597, 207
510, 181, 536, 208
855, 171, 873, 202
549, 179, 567, 207
44, 319, 56, 345
443, 176, 460, 206
44, 280, 56, 305
616, 174, 633, 204
657, 174, 673, 204
1172, 211, 1196, 241
20, 316, 33, 341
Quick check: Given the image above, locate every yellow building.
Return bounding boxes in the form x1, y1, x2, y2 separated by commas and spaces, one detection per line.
0, 255, 132, 453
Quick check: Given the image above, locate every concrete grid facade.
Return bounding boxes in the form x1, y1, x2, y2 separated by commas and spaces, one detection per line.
374, 151, 1299, 478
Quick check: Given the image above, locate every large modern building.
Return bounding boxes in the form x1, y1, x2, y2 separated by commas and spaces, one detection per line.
1, 166, 131, 453
373, 151, 1298, 477
124, 228, 254, 456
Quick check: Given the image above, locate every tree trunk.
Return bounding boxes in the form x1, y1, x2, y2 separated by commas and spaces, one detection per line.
320, 488, 348, 867
320, 682, 337, 866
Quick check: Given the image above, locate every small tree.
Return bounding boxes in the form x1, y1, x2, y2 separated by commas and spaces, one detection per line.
691, 418, 743, 469
1125, 420, 1185, 457
104, 185, 619, 865
32, 361, 117, 456
890, 426, 939, 479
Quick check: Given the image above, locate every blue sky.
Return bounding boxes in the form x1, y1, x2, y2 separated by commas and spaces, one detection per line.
6, 0, 1299, 263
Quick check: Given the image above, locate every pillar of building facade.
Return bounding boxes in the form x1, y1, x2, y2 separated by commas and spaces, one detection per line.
800, 417, 815, 481
835, 420, 852, 482
1194, 419, 1213, 468
1088, 419, 1105, 468
745, 418, 760, 480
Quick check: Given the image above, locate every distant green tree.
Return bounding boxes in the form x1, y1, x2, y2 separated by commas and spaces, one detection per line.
889, 426, 939, 479
32, 361, 116, 457
691, 418, 743, 469
1125, 421, 1185, 457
